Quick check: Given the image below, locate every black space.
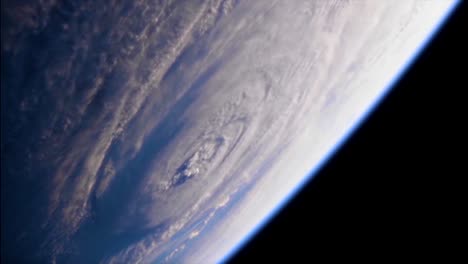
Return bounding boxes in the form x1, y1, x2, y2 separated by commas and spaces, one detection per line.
229, 3, 466, 262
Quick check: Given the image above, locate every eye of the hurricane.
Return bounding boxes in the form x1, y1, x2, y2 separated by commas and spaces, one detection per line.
172, 159, 199, 187
169, 137, 225, 188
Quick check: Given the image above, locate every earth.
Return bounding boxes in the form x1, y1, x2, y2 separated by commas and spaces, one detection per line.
0, 1, 457, 263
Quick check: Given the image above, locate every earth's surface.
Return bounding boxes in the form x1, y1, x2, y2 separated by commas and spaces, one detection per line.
1, 1, 458, 263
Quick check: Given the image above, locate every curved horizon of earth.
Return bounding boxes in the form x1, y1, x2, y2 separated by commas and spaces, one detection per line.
1, 1, 459, 263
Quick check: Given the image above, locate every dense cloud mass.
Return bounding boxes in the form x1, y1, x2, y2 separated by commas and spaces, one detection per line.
1, 0, 455, 263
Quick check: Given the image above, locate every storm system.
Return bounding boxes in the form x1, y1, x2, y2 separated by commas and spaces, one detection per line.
1, 0, 456, 263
